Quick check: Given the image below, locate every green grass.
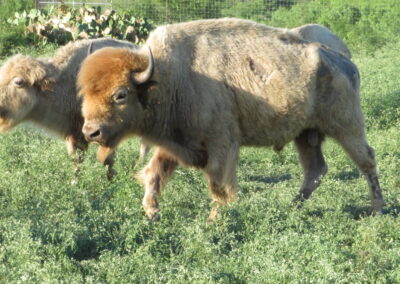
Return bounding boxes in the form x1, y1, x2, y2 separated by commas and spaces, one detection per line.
1, 41, 400, 282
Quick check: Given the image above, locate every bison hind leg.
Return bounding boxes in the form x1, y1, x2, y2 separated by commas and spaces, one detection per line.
334, 132, 384, 215
293, 129, 328, 203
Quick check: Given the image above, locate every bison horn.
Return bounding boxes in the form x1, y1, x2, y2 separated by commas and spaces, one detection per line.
131, 46, 154, 85
87, 42, 94, 56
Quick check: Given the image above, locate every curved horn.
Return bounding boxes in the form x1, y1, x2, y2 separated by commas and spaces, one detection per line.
87, 42, 94, 56
131, 46, 154, 85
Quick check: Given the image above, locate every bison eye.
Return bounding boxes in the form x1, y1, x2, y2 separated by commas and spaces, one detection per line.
13, 77, 25, 87
113, 90, 128, 104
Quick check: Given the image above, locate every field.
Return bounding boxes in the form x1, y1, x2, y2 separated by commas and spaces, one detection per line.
0, 37, 399, 282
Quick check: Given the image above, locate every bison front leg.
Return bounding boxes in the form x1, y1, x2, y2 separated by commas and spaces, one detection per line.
204, 143, 239, 222
133, 140, 151, 169
136, 148, 178, 220
293, 129, 328, 202
66, 136, 87, 185
97, 146, 116, 180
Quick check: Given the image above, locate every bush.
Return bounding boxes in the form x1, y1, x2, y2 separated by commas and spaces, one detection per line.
267, 0, 400, 53
0, 0, 33, 23
0, 25, 27, 58
7, 6, 154, 46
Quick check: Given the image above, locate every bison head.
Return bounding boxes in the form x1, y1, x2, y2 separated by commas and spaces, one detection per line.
78, 46, 154, 148
0, 55, 56, 132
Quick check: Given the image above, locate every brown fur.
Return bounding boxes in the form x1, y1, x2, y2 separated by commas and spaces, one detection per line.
0, 38, 137, 179
78, 18, 383, 219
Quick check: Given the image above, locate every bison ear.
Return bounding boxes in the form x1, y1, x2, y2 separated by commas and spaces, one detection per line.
131, 46, 154, 85
36, 76, 56, 91
33, 62, 58, 92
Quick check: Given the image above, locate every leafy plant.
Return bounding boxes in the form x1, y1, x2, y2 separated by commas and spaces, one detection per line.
0, 0, 33, 23
7, 6, 154, 46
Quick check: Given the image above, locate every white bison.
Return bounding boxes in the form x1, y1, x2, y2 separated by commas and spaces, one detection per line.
0, 38, 137, 180
136, 23, 352, 165
78, 18, 383, 220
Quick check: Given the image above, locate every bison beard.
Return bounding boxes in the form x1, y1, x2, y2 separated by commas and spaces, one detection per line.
78, 18, 384, 221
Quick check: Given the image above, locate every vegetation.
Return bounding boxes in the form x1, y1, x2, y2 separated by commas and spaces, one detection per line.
7, 6, 153, 46
112, 0, 294, 23
0, 34, 399, 284
0, 0, 35, 58
268, 0, 400, 53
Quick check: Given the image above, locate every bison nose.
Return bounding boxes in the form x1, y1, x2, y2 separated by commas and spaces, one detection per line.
83, 123, 102, 142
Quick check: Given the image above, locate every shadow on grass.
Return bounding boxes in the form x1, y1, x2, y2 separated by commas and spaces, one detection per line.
248, 173, 292, 184
343, 205, 371, 220
66, 234, 100, 261
344, 203, 400, 220
213, 272, 246, 284
383, 204, 400, 218
333, 168, 360, 181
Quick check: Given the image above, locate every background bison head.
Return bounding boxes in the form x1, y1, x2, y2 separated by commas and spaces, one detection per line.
78, 46, 154, 147
0, 55, 57, 132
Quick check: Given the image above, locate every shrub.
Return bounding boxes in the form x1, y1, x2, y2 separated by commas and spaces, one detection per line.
0, 25, 27, 58
7, 6, 154, 46
0, 0, 33, 23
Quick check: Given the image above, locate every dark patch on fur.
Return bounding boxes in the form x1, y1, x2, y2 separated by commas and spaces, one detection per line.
316, 62, 334, 103
366, 173, 382, 199
173, 128, 185, 145
193, 149, 208, 168
278, 33, 305, 45
366, 146, 375, 160
296, 129, 325, 148
150, 175, 161, 193
136, 80, 157, 108
159, 156, 176, 174
247, 57, 269, 81
0, 107, 8, 118
318, 47, 359, 89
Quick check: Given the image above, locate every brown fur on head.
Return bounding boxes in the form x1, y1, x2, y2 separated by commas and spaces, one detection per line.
78, 47, 154, 147
0, 55, 57, 132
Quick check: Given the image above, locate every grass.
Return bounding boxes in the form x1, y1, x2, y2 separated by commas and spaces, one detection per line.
1, 41, 400, 282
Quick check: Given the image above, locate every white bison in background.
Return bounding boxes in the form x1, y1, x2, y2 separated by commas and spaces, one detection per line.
78, 18, 382, 221
291, 24, 351, 59
136, 23, 352, 165
0, 38, 137, 181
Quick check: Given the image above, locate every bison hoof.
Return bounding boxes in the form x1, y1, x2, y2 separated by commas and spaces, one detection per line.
292, 194, 306, 204
207, 207, 220, 224
106, 168, 117, 180
371, 199, 385, 216
145, 207, 160, 221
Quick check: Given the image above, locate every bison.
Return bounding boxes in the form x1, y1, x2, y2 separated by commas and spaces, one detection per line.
135, 23, 352, 165
0, 38, 137, 181
78, 18, 384, 220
